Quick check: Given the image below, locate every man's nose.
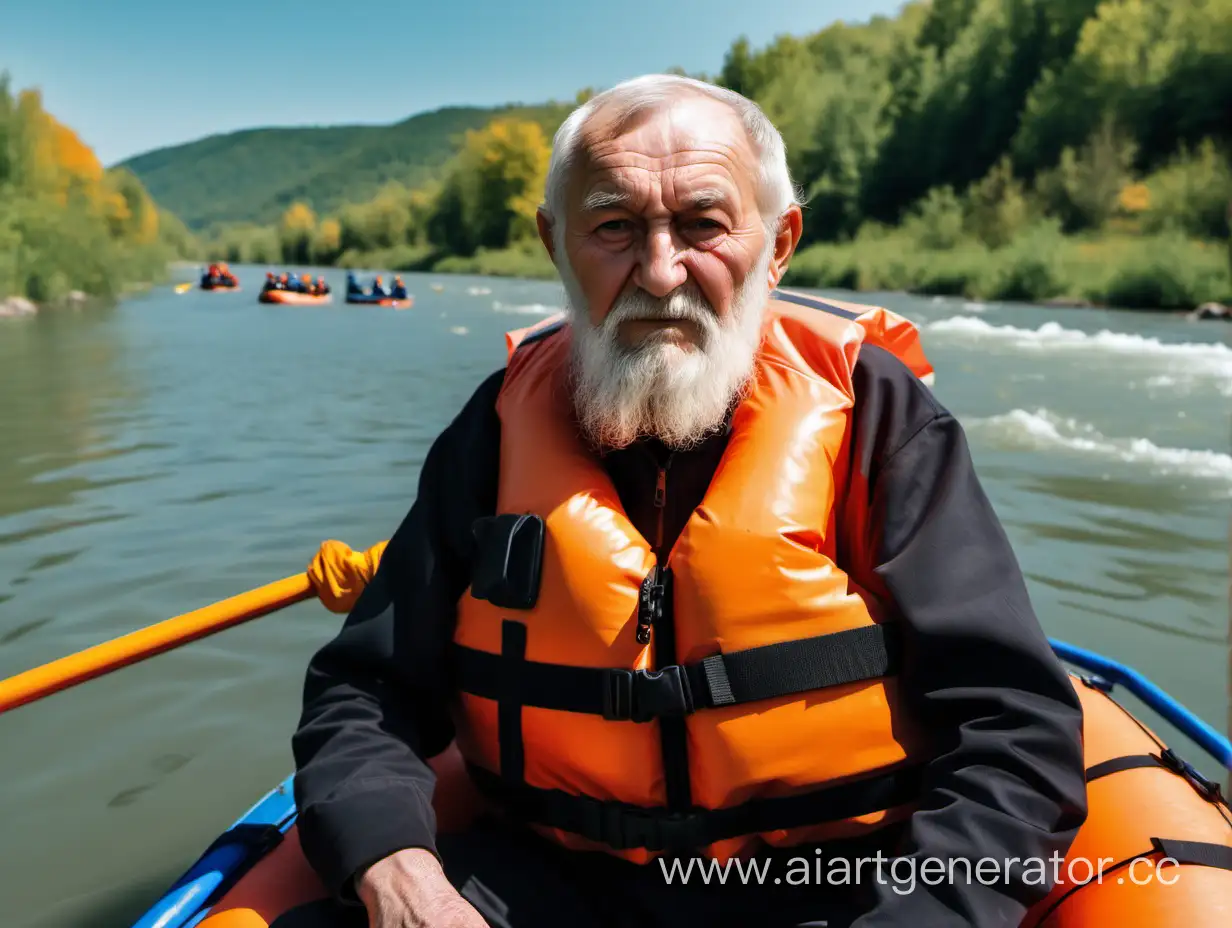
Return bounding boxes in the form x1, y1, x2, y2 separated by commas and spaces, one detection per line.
634, 228, 687, 298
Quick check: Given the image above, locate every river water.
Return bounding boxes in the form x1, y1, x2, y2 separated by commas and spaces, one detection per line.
1, 267, 1229, 927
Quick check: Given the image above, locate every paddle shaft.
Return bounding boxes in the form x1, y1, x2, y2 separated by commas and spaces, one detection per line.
0, 573, 314, 715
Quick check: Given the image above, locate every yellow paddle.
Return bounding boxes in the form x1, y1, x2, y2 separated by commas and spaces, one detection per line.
174, 282, 193, 294
0, 539, 387, 716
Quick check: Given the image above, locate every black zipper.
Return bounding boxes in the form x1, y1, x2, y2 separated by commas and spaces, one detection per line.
636, 457, 672, 645
637, 452, 692, 822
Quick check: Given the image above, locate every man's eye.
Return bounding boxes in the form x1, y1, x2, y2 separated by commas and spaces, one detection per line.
597, 220, 631, 233
688, 218, 725, 236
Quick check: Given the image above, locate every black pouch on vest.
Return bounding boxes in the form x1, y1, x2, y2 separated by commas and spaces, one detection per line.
470, 513, 544, 609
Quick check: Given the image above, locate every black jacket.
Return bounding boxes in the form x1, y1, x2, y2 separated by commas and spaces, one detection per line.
290, 344, 1087, 926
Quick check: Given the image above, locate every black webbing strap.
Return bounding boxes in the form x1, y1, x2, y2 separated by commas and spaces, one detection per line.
771, 288, 863, 320
452, 623, 898, 723
1083, 748, 1228, 808
702, 624, 898, 706
1085, 754, 1164, 782
467, 762, 923, 852
1150, 838, 1232, 871
513, 319, 565, 350
498, 621, 527, 785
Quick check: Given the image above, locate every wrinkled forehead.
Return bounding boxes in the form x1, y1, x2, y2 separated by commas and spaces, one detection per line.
568, 96, 761, 212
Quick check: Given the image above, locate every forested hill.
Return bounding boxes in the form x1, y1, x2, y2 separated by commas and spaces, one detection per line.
118, 102, 571, 231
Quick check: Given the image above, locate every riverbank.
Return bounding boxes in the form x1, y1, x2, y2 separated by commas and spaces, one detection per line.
785, 227, 1231, 312
0, 277, 169, 318
0, 290, 98, 317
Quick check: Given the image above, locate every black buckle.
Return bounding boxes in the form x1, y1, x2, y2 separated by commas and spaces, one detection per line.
1160, 749, 1225, 804
590, 802, 700, 851
602, 665, 694, 723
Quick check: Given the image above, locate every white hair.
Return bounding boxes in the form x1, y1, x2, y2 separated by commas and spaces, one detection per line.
541, 73, 800, 237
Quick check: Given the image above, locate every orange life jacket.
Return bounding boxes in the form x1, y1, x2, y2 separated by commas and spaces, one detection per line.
450, 291, 937, 864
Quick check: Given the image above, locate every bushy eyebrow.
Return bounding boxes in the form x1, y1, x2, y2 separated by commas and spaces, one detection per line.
580, 190, 631, 213
682, 187, 731, 211
580, 186, 733, 214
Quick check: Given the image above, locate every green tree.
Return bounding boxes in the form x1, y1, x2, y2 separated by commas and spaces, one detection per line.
860, 0, 1101, 222
1031, 118, 1138, 231
1013, 0, 1232, 174
964, 155, 1029, 246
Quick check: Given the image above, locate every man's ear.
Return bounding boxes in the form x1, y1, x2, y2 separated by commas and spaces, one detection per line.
767, 204, 804, 288
537, 209, 556, 262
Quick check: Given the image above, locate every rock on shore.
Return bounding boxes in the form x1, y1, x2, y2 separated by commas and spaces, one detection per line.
0, 296, 37, 317
1190, 302, 1230, 321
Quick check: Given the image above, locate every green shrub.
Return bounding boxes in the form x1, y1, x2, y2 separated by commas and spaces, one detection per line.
901, 186, 965, 250
983, 221, 1067, 302
1141, 140, 1232, 239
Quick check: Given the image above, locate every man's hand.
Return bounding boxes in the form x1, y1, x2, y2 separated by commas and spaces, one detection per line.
357, 848, 490, 928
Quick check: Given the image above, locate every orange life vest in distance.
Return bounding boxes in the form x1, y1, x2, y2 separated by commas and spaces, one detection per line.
450, 293, 937, 865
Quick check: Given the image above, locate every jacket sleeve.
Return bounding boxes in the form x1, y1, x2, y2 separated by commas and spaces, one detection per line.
847, 350, 1088, 927
290, 369, 505, 903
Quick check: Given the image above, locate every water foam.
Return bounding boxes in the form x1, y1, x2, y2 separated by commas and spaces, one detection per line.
929, 316, 1232, 363
969, 408, 1232, 482
928, 316, 1232, 393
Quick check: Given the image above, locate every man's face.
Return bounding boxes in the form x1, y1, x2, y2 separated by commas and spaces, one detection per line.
543, 94, 796, 450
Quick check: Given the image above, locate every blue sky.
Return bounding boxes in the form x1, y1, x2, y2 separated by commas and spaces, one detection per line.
2, 0, 906, 165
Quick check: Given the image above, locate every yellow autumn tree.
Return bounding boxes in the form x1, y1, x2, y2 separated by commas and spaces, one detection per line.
279, 201, 317, 264
309, 217, 342, 264
1, 75, 189, 302
428, 117, 550, 255
102, 167, 161, 244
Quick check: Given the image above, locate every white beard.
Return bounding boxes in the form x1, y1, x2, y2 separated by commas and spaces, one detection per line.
559, 243, 774, 451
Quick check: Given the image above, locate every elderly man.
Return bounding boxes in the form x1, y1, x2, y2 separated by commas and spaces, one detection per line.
290, 75, 1086, 928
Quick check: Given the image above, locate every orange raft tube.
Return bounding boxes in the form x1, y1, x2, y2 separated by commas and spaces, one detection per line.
257, 289, 332, 306
155, 673, 1232, 927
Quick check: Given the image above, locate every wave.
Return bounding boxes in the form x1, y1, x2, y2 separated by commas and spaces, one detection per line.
929, 316, 1232, 364
968, 408, 1232, 482
928, 316, 1232, 394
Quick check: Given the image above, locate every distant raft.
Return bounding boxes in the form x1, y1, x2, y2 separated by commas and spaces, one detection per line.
345, 272, 410, 307
200, 262, 239, 290
258, 289, 332, 306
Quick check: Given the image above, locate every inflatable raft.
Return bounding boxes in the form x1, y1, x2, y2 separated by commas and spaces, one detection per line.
201, 282, 239, 292
257, 289, 332, 306
123, 613, 1231, 926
